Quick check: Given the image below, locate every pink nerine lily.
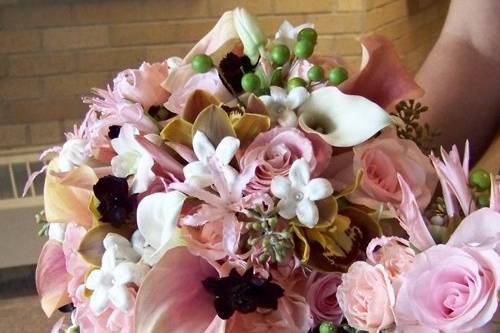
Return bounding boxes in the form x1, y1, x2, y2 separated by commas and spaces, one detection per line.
430, 141, 474, 217
390, 175, 435, 251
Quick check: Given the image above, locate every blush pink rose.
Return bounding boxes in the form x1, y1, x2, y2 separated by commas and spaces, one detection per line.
366, 236, 415, 281
113, 62, 170, 111
239, 127, 332, 193
164, 68, 233, 114
329, 130, 437, 213
305, 272, 343, 325
395, 244, 499, 333
337, 261, 396, 333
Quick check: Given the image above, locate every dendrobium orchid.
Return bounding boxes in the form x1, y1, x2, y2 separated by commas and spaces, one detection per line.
85, 234, 149, 314
183, 131, 240, 188
260, 86, 310, 127
111, 123, 159, 193
271, 158, 333, 227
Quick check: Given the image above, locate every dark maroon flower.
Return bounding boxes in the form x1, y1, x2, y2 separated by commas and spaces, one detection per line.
93, 175, 136, 227
108, 125, 122, 139
218, 53, 254, 94
202, 268, 284, 320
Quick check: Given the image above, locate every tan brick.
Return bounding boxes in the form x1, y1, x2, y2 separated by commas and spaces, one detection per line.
343, 55, 361, 69
316, 35, 361, 56
367, 0, 398, 10
0, 30, 41, 54
274, 0, 332, 14
336, 0, 366, 11
0, 55, 6, 77
43, 72, 110, 97
43, 26, 109, 51
73, 1, 145, 25
109, 20, 216, 46
374, 17, 411, 41
259, 15, 306, 37
146, 45, 193, 63
29, 121, 63, 145
366, 0, 408, 30
209, 0, 272, 16
77, 47, 146, 72
307, 13, 364, 34
0, 78, 41, 100
1, 4, 73, 28
0, 124, 27, 148
2, 97, 85, 124
144, 0, 209, 20
9, 53, 75, 76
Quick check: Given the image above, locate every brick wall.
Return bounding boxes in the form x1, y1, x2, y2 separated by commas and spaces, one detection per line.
0, 0, 449, 150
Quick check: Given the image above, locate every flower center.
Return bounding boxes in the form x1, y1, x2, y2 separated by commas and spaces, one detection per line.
294, 191, 304, 201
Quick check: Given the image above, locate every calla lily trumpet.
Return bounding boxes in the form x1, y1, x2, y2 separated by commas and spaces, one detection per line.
233, 7, 266, 64
298, 87, 392, 147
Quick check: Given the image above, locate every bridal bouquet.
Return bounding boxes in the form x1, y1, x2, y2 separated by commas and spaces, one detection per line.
32, 8, 499, 333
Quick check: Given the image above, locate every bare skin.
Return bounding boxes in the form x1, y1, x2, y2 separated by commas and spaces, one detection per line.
416, 0, 500, 162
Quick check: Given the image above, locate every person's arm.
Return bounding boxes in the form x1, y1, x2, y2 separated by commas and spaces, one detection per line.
416, 0, 500, 162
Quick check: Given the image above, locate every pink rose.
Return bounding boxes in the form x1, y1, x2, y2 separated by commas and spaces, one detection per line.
366, 236, 415, 281
114, 62, 170, 111
395, 244, 499, 332
164, 68, 233, 114
329, 130, 437, 213
337, 261, 396, 333
239, 127, 332, 193
306, 272, 343, 325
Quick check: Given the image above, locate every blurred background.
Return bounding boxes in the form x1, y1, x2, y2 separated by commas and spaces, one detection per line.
0, 0, 449, 331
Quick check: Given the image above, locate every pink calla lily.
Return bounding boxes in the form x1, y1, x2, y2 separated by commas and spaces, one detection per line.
36, 240, 71, 317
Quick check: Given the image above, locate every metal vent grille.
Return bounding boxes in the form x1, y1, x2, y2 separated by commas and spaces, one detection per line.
0, 149, 45, 210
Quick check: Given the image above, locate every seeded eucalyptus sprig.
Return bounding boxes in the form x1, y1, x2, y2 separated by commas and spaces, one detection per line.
391, 99, 440, 154
35, 209, 49, 237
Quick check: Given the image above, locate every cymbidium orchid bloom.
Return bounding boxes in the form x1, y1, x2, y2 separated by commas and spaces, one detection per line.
260, 86, 310, 127
85, 234, 149, 315
271, 158, 333, 227
184, 131, 240, 188
233, 7, 266, 64
298, 87, 392, 147
111, 123, 160, 193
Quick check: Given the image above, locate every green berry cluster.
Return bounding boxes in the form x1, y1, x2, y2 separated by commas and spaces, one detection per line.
469, 168, 491, 208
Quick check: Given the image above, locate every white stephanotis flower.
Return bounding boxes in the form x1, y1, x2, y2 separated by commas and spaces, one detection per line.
274, 20, 314, 49
111, 123, 160, 193
260, 86, 310, 127
166, 56, 182, 72
58, 137, 89, 172
271, 158, 333, 228
85, 233, 149, 315
183, 131, 240, 188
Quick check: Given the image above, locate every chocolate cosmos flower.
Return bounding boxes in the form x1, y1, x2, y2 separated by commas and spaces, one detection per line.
93, 175, 136, 227
202, 268, 284, 320
219, 52, 254, 94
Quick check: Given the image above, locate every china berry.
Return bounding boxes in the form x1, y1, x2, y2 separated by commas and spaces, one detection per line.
287, 77, 307, 92
191, 54, 213, 73
241, 73, 261, 93
297, 27, 318, 44
307, 65, 324, 82
328, 67, 348, 85
294, 39, 315, 59
469, 168, 490, 190
319, 321, 336, 333
270, 44, 291, 66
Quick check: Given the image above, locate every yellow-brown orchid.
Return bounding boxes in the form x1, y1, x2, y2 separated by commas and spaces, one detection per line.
160, 89, 270, 147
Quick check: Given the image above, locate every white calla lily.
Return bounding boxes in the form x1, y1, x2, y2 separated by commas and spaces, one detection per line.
298, 87, 393, 147
111, 123, 155, 193
271, 158, 333, 228
184, 131, 240, 188
136, 191, 187, 264
260, 86, 309, 127
233, 7, 266, 64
